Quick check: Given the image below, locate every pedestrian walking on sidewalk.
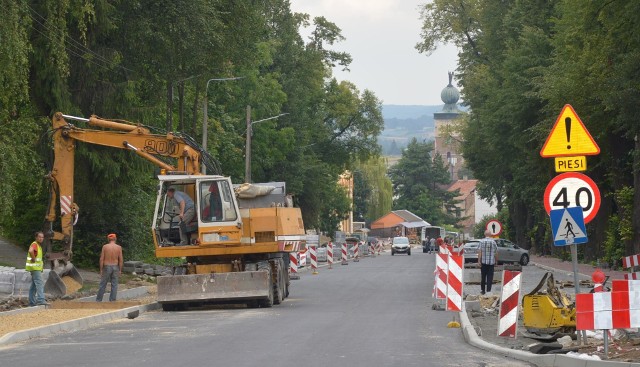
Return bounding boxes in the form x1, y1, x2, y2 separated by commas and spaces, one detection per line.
26, 231, 47, 306
478, 229, 498, 295
96, 233, 123, 302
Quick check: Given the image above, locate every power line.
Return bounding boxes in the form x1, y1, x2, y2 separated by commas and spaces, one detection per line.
25, 3, 136, 74
28, 23, 117, 73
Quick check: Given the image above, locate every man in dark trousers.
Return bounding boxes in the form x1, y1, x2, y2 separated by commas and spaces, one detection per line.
477, 229, 498, 295
96, 233, 123, 302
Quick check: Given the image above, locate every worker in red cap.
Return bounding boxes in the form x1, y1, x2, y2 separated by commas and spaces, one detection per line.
96, 233, 123, 302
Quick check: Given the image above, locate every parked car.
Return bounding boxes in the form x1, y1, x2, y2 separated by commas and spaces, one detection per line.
495, 239, 529, 265
461, 239, 529, 265
391, 236, 411, 256
462, 241, 480, 263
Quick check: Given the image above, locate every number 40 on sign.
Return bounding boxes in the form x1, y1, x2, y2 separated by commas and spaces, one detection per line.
544, 172, 601, 224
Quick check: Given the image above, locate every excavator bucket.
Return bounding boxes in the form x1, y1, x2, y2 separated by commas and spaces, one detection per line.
157, 271, 270, 305
44, 262, 84, 297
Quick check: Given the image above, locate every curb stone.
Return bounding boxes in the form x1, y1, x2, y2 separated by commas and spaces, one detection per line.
460, 298, 636, 366
0, 302, 160, 346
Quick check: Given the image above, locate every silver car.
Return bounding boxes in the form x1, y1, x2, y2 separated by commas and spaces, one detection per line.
495, 239, 529, 265
462, 239, 529, 265
391, 236, 411, 256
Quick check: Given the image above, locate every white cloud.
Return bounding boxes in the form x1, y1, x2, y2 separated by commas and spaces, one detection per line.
290, 0, 460, 105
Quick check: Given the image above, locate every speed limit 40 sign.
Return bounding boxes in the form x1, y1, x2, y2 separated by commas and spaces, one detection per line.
544, 172, 601, 223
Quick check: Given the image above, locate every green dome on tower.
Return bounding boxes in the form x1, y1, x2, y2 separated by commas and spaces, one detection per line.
435, 72, 461, 117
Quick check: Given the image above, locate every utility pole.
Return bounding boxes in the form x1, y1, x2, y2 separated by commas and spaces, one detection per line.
245, 105, 252, 183
201, 77, 243, 174
244, 108, 289, 183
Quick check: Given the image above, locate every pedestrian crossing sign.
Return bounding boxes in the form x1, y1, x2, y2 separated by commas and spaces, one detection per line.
550, 206, 588, 246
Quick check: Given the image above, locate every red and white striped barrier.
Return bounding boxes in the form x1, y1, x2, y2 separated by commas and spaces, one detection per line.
310, 245, 318, 274
497, 270, 522, 338
353, 242, 360, 262
299, 250, 307, 267
433, 253, 448, 299
446, 254, 464, 312
341, 243, 348, 265
623, 254, 640, 269
623, 254, 640, 281
612, 279, 640, 292
625, 273, 640, 280
439, 244, 454, 255
576, 280, 640, 330
289, 252, 299, 279
327, 242, 334, 269
377, 242, 382, 255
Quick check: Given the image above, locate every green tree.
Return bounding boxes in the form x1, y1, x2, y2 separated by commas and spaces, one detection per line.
388, 138, 459, 226
353, 157, 393, 224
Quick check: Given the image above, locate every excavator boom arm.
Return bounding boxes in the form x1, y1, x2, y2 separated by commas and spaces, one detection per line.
45, 112, 202, 263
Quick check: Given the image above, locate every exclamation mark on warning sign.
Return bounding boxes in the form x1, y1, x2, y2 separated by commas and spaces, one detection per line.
565, 117, 571, 150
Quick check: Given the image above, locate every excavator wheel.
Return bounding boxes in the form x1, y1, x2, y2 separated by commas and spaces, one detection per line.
257, 262, 274, 308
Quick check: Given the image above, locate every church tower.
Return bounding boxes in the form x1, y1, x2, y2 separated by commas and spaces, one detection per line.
433, 72, 464, 180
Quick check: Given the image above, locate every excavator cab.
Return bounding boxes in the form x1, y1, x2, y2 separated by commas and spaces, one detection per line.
153, 175, 242, 249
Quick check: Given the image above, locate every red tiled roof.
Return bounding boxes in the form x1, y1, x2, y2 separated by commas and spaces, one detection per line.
447, 179, 478, 199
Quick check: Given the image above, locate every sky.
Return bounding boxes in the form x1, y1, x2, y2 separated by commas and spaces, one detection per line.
288, 0, 459, 106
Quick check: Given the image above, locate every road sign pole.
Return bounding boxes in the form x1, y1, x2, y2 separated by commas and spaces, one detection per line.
570, 243, 587, 344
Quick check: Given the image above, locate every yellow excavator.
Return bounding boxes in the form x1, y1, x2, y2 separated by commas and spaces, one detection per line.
43, 112, 306, 309
521, 272, 577, 340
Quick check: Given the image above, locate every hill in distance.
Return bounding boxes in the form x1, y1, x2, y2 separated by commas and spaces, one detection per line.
380, 104, 442, 155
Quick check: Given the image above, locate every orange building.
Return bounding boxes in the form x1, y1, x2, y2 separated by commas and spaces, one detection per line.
370, 210, 429, 242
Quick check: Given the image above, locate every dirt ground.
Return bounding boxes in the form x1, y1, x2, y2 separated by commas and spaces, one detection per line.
0, 277, 157, 338
467, 295, 640, 363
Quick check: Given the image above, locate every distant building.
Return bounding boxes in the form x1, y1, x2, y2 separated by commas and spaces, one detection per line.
447, 178, 497, 238
337, 171, 354, 234
433, 72, 465, 181
370, 210, 430, 242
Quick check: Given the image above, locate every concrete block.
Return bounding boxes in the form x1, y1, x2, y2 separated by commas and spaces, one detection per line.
0, 272, 15, 295
465, 300, 482, 312
124, 261, 143, 267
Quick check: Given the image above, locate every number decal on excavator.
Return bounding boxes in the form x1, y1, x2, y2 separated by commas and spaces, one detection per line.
145, 139, 178, 155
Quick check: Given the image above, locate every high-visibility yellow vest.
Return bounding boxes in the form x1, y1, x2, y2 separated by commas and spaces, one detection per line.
25, 242, 43, 271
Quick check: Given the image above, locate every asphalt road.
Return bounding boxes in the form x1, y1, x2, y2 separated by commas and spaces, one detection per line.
0, 250, 533, 367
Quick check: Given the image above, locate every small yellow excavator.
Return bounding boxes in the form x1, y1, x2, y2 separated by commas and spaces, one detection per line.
521, 272, 576, 340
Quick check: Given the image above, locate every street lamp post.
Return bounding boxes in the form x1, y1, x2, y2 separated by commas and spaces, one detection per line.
202, 77, 243, 174
244, 109, 289, 183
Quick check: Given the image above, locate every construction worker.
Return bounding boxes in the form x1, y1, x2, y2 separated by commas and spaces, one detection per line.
26, 231, 47, 306
96, 233, 123, 302
166, 188, 195, 246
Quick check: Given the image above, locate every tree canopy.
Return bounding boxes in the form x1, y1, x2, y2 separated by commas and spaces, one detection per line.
418, 0, 640, 263
388, 138, 460, 227
0, 0, 384, 266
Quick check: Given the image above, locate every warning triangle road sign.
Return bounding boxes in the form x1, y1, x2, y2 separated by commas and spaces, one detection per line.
540, 104, 600, 158
550, 207, 588, 246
